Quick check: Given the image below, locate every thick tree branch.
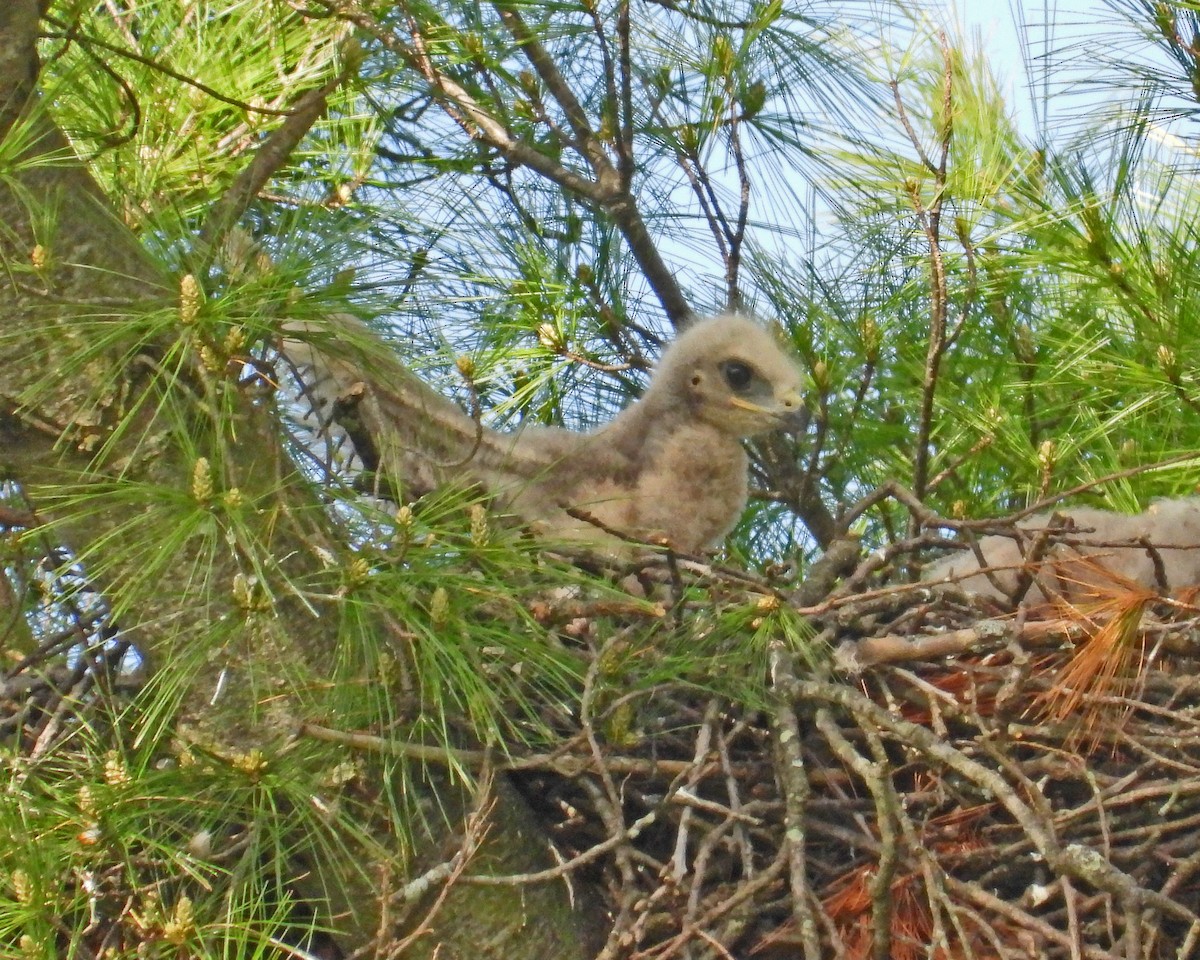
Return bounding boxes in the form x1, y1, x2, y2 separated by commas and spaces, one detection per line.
0, 0, 41, 135
197, 49, 356, 261
335, 2, 696, 328
492, 1, 619, 189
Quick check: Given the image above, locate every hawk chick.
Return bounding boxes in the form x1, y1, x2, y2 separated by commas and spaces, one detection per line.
284, 314, 804, 553
924, 498, 1200, 603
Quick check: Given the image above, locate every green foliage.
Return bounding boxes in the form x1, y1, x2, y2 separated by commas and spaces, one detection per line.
13, 0, 1200, 951
42, 0, 364, 229
0, 724, 385, 957
746, 14, 1200, 546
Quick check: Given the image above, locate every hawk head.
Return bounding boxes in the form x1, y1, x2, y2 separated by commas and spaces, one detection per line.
651, 314, 805, 437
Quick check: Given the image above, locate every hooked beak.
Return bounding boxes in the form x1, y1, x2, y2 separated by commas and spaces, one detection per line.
776, 391, 808, 434
729, 391, 808, 434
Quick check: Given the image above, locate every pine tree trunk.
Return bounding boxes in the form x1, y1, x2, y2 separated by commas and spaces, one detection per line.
0, 5, 597, 954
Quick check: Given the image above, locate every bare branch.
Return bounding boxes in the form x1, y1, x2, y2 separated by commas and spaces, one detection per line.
769, 639, 822, 960
197, 50, 356, 260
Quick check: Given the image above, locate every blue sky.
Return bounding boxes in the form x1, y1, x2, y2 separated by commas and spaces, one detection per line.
955, 0, 1113, 136
957, 0, 1107, 74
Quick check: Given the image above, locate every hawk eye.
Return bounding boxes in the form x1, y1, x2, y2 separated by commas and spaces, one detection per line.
721, 360, 754, 391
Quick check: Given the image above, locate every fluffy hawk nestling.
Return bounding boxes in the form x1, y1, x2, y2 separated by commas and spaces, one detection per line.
282, 314, 805, 553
